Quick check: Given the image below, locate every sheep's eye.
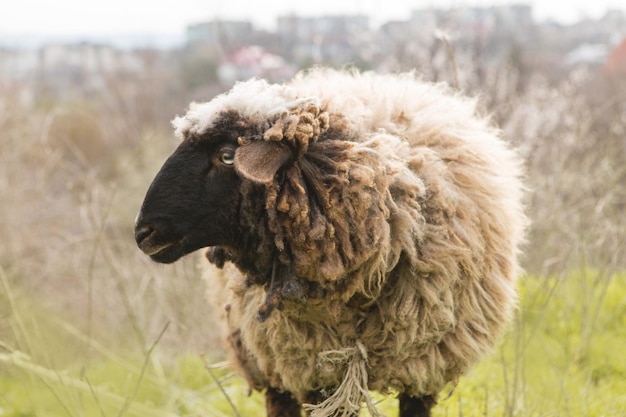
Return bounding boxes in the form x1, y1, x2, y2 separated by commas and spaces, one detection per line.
219, 150, 235, 165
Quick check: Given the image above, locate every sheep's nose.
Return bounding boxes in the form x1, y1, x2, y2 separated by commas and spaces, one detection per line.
135, 225, 154, 246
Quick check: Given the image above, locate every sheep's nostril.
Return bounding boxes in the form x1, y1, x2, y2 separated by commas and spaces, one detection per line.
135, 225, 154, 246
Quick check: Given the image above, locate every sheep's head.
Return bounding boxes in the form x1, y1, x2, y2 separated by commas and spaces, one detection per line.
133, 117, 246, 264
135, 80, 391, 313
134, 91, 331, 265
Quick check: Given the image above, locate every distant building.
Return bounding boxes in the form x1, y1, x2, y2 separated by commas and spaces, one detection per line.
186, 20, 254, 51
490, 4, 533, 28
277, 14, 369, 42
217, 45, 295, 84
566, 43, 609, 67
604, 38, 626, 76
380, 20, 420, 42
411, 4, 532, 35
0, 48, 39, 81
601, 8, 626, 29
407, 9, 438, 41
1, 42, 158, 102
276, 14, 370, 64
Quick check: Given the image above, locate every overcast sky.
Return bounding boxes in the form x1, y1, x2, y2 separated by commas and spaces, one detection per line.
1, 0, 624, 37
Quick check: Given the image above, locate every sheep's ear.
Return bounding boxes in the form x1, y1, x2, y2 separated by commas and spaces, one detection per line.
234, 141, 292, 184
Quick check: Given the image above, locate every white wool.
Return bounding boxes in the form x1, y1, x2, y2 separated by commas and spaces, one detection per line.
172, 79, 302, 140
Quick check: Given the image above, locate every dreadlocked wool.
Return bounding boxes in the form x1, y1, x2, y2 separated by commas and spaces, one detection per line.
175, 69, 527, 416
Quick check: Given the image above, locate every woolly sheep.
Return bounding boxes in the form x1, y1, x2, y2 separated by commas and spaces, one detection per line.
134, 69, 526, 417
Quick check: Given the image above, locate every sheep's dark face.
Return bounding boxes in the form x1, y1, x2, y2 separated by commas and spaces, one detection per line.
134, 136, 244, 263
135, 101, 331, 270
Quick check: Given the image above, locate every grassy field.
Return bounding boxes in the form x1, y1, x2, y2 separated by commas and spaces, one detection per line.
1, 270, 625, 416
1, 56, 625, 416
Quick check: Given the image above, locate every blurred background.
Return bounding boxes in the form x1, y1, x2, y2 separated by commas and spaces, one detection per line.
1, 1, 625, 416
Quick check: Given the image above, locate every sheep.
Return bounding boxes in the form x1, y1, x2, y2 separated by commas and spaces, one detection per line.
134, 68, 527, 417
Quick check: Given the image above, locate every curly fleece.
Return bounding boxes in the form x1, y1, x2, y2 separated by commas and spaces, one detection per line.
174, 69, 527, 414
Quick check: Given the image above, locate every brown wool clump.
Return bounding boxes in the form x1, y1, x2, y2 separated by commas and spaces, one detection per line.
175, 69, 528, 416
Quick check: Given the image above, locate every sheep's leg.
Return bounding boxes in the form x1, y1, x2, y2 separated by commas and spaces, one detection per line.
265, 387, 302, 417
399, 393, 436, 417
303, 391, 322, 416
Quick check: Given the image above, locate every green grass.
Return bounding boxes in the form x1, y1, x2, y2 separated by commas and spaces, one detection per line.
439, 270, 626, 417
1, 270, 625, 417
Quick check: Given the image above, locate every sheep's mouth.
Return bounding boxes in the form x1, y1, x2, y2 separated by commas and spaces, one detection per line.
135, 227, 185, 263
144, 242, 175, 257
144, 240, 186, 263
